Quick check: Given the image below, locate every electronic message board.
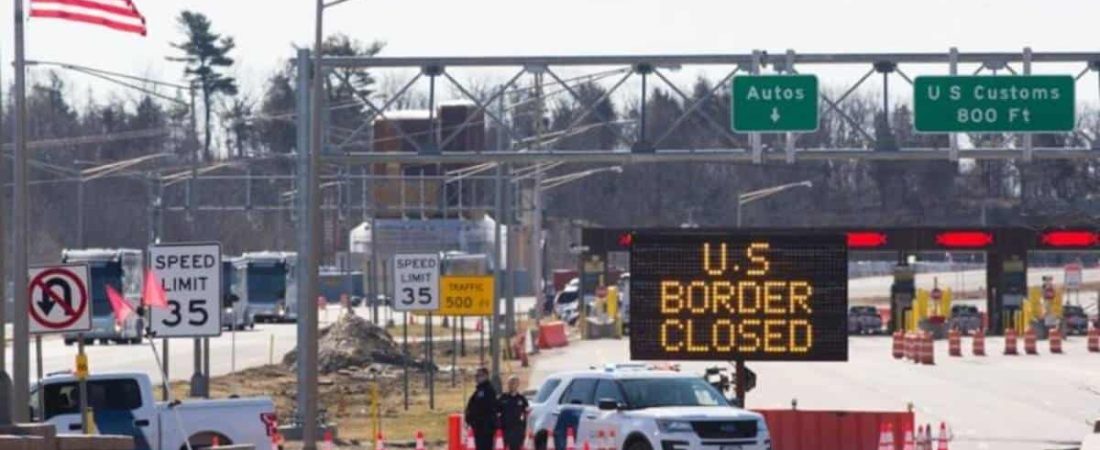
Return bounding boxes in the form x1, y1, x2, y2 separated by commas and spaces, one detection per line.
629, 231, 848, 361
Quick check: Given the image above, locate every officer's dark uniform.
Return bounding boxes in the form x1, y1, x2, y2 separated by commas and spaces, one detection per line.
498, 392, 529, 450
465, 380, 499, 450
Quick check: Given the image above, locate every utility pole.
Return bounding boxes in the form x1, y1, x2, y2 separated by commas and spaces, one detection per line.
11, 0, 31, 422
490, 165, 503, 389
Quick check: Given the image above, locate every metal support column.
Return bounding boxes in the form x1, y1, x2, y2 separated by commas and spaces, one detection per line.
77, 179, 86, 247
296, 44, 320, 450
1022, 47, 1033, 162
11, 0, 31, 422
490, 164, 503, 388
784, 50, 797, 164
750, 50, 763, 164
948, 47, 960, 161
504, 165, 515, 337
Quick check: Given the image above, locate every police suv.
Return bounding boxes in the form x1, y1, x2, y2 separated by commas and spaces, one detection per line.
529, 366, 771, 450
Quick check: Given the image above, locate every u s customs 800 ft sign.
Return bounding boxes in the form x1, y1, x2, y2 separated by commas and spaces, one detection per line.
629, 231, 848, 361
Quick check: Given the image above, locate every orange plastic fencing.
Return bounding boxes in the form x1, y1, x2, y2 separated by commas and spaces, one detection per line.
538, 321, 569, 349
755, 409, 915, 450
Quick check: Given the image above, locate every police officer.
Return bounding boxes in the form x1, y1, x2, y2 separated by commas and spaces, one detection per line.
465, 368, 498, 450
498, 375, 529, 450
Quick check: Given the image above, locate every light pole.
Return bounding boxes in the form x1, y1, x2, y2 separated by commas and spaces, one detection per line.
302, 0, 357, 447
736, 180, 813, 227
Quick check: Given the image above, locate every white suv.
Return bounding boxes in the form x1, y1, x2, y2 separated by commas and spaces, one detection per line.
529, 367, 771, 450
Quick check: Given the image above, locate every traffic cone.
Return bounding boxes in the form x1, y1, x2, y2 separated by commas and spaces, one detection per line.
415, 431, 425, 450
924, 425, 934, 450
465, 428, 476, 450
476, 319, 484, 333
1089, 325, 1100, 353
524, 431, 533, 450
546, 429, 556, 450
892, 331, 905, 359
376, 432, 386, 450
495, 430, 505, 450
1025, 326, 1038, 355
902, 422, 915, 450
921, 332, 935, 365
566, 428, 576, 450
948, 329, 962, 357
324, 430, 334, 450
936, 423, 950, 450
1004, 327, 1018, 355
972, 328, 986, 356
1050, 327, 1063, 354
877, 421, 894, 450
212, 435, 221, 448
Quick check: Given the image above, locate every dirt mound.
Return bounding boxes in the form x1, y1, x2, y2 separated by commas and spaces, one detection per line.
283, 310, 428, 374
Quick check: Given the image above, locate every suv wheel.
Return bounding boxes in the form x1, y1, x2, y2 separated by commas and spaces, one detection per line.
625, 438, 651, 450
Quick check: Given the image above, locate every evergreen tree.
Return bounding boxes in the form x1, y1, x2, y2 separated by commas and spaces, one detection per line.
170, 10, 239, 161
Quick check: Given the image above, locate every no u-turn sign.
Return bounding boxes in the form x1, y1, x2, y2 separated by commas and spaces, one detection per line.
28, 264, 92, 334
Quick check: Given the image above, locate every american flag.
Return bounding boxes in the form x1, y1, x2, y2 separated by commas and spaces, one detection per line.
29, 0, 147, 36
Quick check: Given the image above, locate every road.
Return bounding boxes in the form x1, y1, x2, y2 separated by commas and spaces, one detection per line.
531, 336, 1100, 450
4, 298, 538, 384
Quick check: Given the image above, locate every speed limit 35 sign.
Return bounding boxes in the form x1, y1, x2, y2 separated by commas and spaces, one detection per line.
393, 253, 440, 312
149, 243, 223, 337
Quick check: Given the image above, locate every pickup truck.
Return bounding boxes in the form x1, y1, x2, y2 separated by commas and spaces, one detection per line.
31, 372, 278, 450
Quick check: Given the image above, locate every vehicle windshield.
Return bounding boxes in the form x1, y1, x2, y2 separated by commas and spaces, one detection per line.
88, 262, 122, 318
248, 263, 287, 304
619, 377, 730, 409
556, 290, 579, 304
851, 306, 877, 315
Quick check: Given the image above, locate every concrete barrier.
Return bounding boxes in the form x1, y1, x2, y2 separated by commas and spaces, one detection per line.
0, 424, 132, 450
0, 435, 46, 450
537, 321, 569, 349
55, 435, 133, 450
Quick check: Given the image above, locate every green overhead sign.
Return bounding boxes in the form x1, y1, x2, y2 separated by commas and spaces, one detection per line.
913, 75, 1075, 132
731, 75, 819, 132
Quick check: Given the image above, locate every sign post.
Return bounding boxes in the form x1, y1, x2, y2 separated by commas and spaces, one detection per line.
393, 254, 442, 312
914, 75, 1075, 132
731, 75, 819, 132
149, 243, 223, 398
27, 263, 91, 432
392, 253, 441, 411
149, 243, 224, 337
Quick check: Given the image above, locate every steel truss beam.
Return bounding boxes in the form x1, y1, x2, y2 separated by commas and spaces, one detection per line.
327, 148, 1100, 164
309, 50, 1100, 165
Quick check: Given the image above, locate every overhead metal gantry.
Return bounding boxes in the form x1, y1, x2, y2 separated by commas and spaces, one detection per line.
313, 49, 1100, 166
288, 49, 1100, 447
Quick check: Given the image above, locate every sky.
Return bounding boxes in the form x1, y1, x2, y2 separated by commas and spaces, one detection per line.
2, 0, 1100, 106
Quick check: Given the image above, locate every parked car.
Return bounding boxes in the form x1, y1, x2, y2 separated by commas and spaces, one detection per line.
948, 305, 982, 335
1063, 304, 1090, 335
528, 367, 771, 450
32, 372, 277, 450
847, 306, 883, 335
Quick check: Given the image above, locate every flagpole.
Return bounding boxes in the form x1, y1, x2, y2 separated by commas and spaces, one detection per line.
11, 0, 32, 423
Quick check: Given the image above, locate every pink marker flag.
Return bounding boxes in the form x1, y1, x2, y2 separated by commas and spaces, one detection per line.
106, 284, 134, 325
143, 269, 168, 309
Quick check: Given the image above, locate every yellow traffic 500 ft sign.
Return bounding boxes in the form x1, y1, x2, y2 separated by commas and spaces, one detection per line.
438, 276, 495, 316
